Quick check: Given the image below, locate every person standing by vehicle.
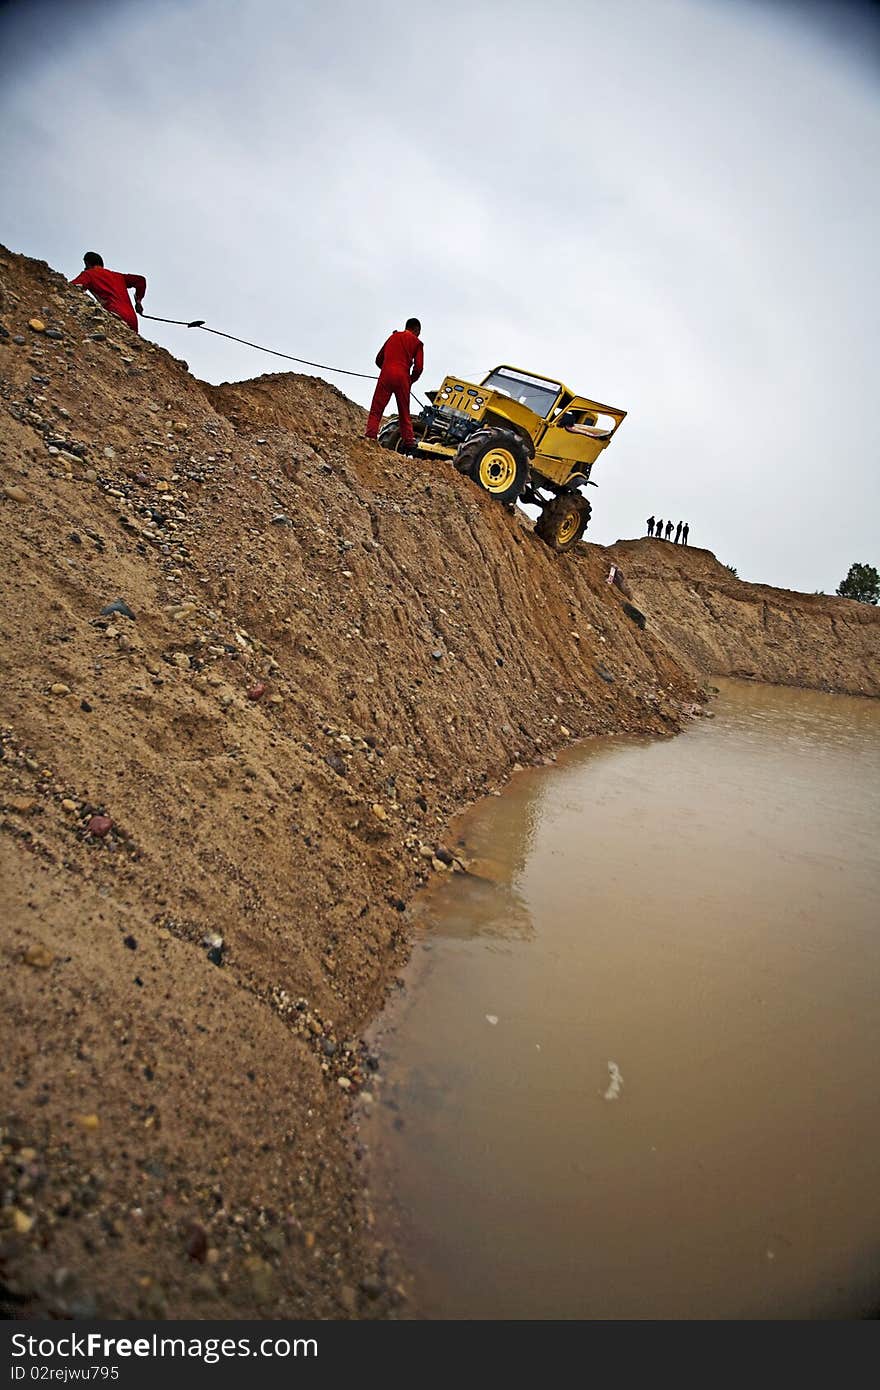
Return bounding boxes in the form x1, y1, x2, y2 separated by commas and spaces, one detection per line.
365, 318, 424, 455
646, 515, 655, 537
70, 252, 146, 333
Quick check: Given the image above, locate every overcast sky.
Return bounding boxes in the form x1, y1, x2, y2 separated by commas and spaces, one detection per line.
1, 0, 878, 592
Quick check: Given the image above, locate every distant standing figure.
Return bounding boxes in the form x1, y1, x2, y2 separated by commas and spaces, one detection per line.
646, 515, 655, 537
682, 522, 690, 546
674, 520, 683, 544
365, 317, 424, 456
655, 518, 663, 539
664, 520, 673, 541
70, 252, 146, 333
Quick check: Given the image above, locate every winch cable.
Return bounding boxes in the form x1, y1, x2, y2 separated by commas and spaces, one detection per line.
140, 312, 379, 381
140, 311, 427, 409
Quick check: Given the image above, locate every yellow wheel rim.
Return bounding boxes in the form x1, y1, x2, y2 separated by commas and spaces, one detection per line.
557, 506, 581, 545
478, 447, 518, 494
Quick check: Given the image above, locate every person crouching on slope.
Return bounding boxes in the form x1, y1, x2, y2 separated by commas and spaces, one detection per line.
70, 252, 146, 333
365, 317, 423, 455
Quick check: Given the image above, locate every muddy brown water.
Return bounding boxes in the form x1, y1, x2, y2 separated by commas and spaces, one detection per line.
364, 680, 880, 1319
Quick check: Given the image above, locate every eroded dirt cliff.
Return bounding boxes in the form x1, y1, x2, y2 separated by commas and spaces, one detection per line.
607, 539, 879, 697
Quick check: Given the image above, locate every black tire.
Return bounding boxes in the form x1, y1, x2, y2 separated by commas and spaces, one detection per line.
535, 494, 591, 552
378, 417, 403, 452
454, 428, 530, 503
378, 415, 426, 454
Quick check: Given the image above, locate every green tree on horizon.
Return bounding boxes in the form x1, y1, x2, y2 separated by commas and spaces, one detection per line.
836, 562, 879, 605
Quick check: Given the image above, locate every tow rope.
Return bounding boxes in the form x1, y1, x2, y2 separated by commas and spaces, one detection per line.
140, 312, 378, 381
139, 310, 427, 409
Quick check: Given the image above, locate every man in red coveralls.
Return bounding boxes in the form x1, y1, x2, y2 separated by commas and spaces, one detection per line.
365, 317, 423, 454
70, 252, 146, 333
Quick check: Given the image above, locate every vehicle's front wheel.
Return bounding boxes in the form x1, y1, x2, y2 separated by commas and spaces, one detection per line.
455, 428, 530, 504
535, 494, 591, 552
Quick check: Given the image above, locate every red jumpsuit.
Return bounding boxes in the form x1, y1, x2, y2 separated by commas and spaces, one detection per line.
70, 267, 146, 333
365, 329, 424, 445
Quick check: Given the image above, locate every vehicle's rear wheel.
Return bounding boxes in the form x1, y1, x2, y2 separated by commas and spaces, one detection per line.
535, 494, 591, 552
378, 417, 402, 451
378, 415, 425, 454
455, 428, 530, 503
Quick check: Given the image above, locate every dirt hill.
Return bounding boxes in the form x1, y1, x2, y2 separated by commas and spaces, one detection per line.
608, 539, 879, 697
0, 246, 876, 1320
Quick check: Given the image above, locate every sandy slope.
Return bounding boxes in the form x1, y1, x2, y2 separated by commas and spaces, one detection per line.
608, 539, 879, 697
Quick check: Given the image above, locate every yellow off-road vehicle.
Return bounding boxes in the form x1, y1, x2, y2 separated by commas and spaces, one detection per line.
379, 365, 626, 551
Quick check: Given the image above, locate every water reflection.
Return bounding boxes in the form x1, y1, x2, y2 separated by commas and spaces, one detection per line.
366, 680, 880, 1319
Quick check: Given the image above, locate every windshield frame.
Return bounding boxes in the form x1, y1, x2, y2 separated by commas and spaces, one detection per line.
480, 366, 564, 420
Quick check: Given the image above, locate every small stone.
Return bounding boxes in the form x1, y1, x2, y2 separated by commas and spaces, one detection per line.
4, 484, 28, 503
156, 480, 170, 493
185, 1223, 208, 1263
28, 318, 46, 332
271, 514, 291, 526
268, 694, 283, 706
172, 652, 190, 669
207, 945, 223, 966
123, 935, 137, 950
246, 682, 266, 701
431, 649, 443, 661
50, 682, 71, 696
172, 421, 188, 434
371, 803, 388, 820
24, 944, 55, 969
100, 598, 136, 621
75, 1113, 100, 1131
485, 1014, 499, 1026
12, 1208, 34, 1235
337, 1076, 352, 1091
86, 814, 112, 838
61, 798, 78, 813
80, 700, 93, 713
